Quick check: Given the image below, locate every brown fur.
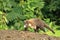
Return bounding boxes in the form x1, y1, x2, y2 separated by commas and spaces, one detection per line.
24, 18, 55, 34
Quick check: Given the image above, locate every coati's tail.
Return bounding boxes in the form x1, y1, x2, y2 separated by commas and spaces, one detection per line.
44, 24, 55, 34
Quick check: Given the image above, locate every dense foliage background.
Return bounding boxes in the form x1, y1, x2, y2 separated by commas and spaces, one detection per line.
0, 0, 60, 37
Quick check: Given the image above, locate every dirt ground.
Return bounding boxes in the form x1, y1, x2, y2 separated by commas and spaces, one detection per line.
0, 30, 60, 40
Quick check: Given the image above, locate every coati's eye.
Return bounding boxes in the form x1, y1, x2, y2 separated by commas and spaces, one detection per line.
29, 23, 32, 27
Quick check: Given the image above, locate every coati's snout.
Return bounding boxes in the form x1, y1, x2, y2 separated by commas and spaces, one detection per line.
24, 20, 29, 28
24, 20, 29, 31
24, 20, 33, 28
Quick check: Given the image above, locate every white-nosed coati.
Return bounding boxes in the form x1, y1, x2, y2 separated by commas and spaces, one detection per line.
24, 18, 55, 34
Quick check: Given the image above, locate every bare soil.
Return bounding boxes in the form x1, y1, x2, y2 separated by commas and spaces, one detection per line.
0, 30, 60, 40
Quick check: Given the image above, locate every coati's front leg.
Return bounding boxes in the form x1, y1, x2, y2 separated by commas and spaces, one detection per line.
40, 27, 45, 32
24, 27, 28, 31
34, 25, 46, 32
39, 26, 46, 32
34, 26, 39, 32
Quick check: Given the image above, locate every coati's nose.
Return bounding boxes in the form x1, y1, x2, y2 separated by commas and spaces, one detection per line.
24, 25, 27, 28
